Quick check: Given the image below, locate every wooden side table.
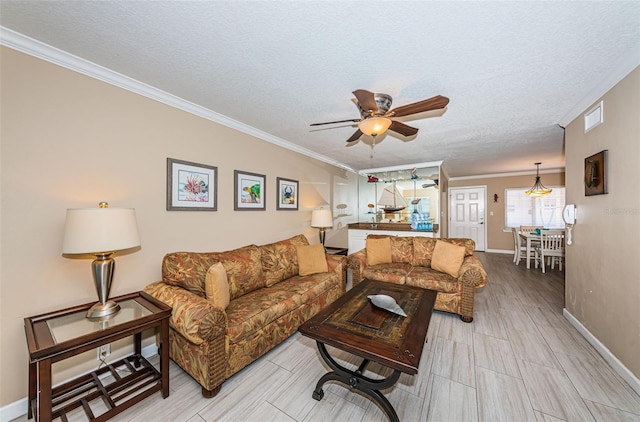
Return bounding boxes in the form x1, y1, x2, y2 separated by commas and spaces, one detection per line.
24, 291, 171, 422
324, 246, 348, 256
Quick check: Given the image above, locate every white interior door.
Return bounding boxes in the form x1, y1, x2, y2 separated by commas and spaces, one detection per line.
449, 187, 486, 251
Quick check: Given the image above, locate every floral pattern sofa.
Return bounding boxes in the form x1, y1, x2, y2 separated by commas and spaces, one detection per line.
348, 236, 487, 322
144, 234, 345, 397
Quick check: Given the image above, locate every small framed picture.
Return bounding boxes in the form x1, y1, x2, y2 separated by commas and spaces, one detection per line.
167, 158, 217, 211
584, 150, 608, 196
234, 170, 266, 210
276, 177, 299, 210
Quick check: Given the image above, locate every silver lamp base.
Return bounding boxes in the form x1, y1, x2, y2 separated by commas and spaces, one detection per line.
86, 300, 121, 319
87, 253, 120, 319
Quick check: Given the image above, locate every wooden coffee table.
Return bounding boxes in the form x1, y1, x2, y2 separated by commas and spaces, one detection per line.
298, 279, 436, 422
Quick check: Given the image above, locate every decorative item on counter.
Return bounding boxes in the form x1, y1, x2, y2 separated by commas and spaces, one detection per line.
367, 295, 407, 317
411, 213, 431, 230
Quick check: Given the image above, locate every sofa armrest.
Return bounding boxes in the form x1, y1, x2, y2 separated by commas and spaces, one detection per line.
347, 250, 367, 286
144, 281, 227, 345
457, 255, 488, 288
326, 254, 347, 286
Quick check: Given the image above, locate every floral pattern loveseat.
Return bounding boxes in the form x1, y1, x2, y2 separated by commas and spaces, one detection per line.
348, 236, 487, 322
144, 234, 345, 397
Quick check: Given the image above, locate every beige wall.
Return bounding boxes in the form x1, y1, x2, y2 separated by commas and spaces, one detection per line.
449, 172, 565, 251
564, 66, 639, 378
0, 47, 358, 406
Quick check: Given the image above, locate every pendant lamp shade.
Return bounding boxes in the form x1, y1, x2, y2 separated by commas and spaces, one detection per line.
525, 163, 552, 197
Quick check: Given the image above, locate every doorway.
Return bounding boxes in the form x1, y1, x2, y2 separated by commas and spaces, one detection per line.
448, 186, 487, 251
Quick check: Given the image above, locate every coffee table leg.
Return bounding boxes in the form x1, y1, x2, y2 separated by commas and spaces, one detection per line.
313, 341, 401, 422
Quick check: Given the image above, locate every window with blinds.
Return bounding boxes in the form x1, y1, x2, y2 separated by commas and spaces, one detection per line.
505, 187, 566, 229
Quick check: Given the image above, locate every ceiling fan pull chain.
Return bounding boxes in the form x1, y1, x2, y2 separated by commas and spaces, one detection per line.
370, 136, 377, 160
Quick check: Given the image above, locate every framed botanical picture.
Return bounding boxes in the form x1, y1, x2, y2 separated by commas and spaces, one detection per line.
276, 177, 299, 210
167, 158, 217, 211
234, 170, 266, 210
584, 150, 607, 196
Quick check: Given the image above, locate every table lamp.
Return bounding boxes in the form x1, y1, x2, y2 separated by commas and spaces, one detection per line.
311, 208, 333, 245
62, 202, 140, 319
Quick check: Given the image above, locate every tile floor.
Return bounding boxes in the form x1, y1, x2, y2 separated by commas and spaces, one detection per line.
14, 253, 640, 421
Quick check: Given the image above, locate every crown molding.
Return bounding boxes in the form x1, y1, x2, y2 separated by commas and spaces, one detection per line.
557, 53, 640, 128
0, 27, 355, 173
449, 167, 564, 181
358, 160, 443, 175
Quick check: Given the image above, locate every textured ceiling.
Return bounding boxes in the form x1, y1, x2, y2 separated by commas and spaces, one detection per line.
2, 1, 639, 176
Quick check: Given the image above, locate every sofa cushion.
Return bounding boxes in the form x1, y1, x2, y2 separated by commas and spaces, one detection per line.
431, 240, 466, 278
162, 251, 224, 296
220, 245, 266, 300
366, 237, 392, 265
297, 244, 328, 276
439, 238, 475, 256
225, 272, 339, 344
363, 262, 412, 284
205, 263, 230, 309
405, 266, 460, 293
390, 236, 414, 263
412, 237, 437, 266
260, 234, 309, 286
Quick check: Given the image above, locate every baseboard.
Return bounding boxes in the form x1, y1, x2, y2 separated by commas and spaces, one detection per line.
486, 249, 513, 255
563, 308, 640, 396
0, 344, 157, 422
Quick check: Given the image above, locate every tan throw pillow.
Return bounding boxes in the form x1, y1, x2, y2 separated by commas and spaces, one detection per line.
431, 240, 466, 278
297, 244, 328, 276
366, 237, 392, 266
205, 262, 230, 309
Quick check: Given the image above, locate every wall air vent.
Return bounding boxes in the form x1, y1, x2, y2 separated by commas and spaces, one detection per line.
584, 101, 603, 133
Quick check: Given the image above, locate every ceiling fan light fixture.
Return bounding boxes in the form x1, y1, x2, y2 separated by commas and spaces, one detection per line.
358, 117, 392, 137
525, 162, 552, 197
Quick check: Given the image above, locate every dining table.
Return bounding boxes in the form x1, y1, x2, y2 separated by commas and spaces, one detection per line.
519, 230, 565, 269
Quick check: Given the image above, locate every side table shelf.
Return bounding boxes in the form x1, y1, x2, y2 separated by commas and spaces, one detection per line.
24, 291, 171, 422
39, 354, 160, 421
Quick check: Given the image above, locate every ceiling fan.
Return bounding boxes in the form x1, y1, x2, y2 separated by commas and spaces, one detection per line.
310, 89, 449, 143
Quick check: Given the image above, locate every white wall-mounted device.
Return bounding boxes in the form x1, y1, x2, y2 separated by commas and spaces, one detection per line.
563, 204, 576, 245
563, 204, 576, 225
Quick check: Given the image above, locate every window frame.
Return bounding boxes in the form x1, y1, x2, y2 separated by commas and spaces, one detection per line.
504, 186, 566, 231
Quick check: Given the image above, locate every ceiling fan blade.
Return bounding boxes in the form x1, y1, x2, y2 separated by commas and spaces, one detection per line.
387, 95, 449, 117
346, 129, 363, 143
389, 120, 419, 137
310, 118, 361, 126
352, 89, 378, 114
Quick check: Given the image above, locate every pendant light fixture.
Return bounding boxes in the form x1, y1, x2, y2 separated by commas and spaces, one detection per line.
525, 162, 552, 197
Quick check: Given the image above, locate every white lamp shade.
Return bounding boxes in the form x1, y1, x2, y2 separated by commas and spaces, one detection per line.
62, 207, 140, 254
358, 117, 392, 136
311, 209, 333, 228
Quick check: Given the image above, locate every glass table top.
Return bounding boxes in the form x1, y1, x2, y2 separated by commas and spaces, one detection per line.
46, 299, 152, 344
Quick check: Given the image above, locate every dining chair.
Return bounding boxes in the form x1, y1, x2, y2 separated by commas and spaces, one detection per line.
512, 227, 533, 265
534, 229, 565, 273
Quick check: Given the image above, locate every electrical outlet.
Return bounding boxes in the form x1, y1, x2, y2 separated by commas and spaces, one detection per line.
97, 344, 111, 361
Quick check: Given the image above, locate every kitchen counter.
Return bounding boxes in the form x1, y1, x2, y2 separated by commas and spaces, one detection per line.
348, 222, 438, 233
348, 223, 439, 253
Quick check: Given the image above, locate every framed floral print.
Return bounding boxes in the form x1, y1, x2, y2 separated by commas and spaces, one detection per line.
276, 177, 299, 210
234, 170, 266, 210
167, 158, 217, 211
